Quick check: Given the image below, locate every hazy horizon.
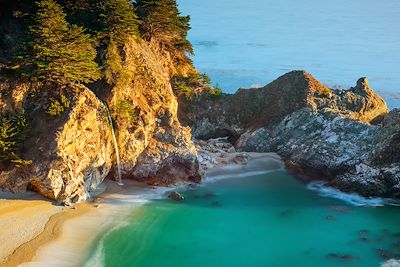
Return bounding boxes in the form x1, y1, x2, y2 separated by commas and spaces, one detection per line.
178, 0, 400, 108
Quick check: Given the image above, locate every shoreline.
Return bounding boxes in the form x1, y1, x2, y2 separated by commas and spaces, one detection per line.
2, 203, 92, 267
2, 152, 395, 267
0, 179, 166, 267
0, 152, 275, 267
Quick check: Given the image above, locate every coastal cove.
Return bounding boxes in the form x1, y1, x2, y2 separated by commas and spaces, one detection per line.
3, 154, 400, 267
0, 0, 399, 266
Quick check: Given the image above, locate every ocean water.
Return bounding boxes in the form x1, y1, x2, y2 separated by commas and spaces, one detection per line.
82, 156, 400, 267
177, 0, 400, 108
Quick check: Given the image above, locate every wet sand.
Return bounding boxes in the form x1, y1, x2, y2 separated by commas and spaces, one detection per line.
0, 180, 161, 267
0, 153, 278, 267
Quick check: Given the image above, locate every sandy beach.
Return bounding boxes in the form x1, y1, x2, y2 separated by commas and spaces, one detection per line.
0, 152, 278, 267
0, 179, 165, 267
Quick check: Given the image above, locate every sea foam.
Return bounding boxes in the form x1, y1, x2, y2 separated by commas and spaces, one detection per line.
307, 181, 400, 207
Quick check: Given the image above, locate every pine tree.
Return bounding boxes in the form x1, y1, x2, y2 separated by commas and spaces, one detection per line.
30, 0, 101, 85
135, 0, 194, 70
100, 0, 140, 45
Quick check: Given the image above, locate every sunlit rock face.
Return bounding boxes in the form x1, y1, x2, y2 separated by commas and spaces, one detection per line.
0, 39, 201, 203
181, 71, 388, 141
105, 39, 201, 187
181, 71, 398, 198
0, 86, 114, 203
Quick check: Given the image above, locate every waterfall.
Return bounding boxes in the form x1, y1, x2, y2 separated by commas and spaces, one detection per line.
103, 103, 124, 186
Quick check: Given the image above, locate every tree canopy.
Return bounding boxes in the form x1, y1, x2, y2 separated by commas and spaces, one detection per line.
135, 0, 194, 72
100, 0, 140, 45
30, 0, 101, 85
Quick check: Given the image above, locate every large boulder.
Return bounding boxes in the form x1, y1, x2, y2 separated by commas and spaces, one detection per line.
0, 85, 114, 203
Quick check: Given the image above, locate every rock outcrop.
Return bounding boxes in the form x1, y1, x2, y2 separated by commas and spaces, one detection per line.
182, 71, 398, 198
238, 108, 399, 197
181, 71, 388, 142
0, 38, 202, 203
105, 39, 201, 186
0, 85, 114, 203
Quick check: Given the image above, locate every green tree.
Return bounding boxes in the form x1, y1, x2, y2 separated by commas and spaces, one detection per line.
98, 0, 140, 84
100, 0, 140, 45
30, 0, 101, 85
135, 0, 194, 72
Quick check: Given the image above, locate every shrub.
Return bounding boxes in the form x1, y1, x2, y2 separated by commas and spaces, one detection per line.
200, 72, 211, 85
0, 110, 28, 163
112, 100, 139, 124
173, 81, 194, 99
209, 83, 223, 99
317, 86, 332, 98
47, 95, 70, 117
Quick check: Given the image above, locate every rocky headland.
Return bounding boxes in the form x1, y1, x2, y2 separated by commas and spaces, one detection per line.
182, 71, 400, 198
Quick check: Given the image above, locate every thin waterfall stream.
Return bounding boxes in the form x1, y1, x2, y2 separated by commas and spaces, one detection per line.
103, 103, 124, 186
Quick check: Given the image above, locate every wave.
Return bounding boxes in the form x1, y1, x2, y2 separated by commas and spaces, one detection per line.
307, 181, 400, 207
83, 221, 130, 267
204, 169, 280, 183
381, 259, 400, 267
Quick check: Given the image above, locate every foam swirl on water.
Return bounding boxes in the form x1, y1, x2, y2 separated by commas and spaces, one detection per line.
307, 181, 400, 207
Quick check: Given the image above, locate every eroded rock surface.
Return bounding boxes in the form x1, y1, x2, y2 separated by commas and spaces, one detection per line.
0, 39, 202, 203
181, 71, 388, 141
182, 71, 398, 198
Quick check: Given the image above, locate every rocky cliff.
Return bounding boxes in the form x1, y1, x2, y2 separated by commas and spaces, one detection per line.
0, 38, 201, 203
182, 71, 388, 141
182, 71, 399, 198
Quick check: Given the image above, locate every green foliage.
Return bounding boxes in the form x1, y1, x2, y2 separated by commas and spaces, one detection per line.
111, 100, 139, 124
47, 95, 70, 117
317, 86, 332, 98
94, 0, 140, 85
30, 0, 101, 85
173, 81, 194, 99
103, 42, 125, 85
0, 110, 28, 163
100, 0, 140, 45
200, 72, 211, 85
135, 0, 194, 72
209, 83, 223, 99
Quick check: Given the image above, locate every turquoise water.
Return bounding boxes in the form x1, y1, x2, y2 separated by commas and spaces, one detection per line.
83, 159, 400, 267
177, 0, 400, 108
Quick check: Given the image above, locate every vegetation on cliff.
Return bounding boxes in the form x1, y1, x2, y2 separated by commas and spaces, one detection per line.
135, 0, 193, 74
0, 0, 199, 164
30, 0, 101, 85
0, 0, 203, 202
0, 110, 28, 163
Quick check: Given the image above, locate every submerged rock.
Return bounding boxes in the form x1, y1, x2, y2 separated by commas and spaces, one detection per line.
327, 253, 355, 262
168, 191, 184, 201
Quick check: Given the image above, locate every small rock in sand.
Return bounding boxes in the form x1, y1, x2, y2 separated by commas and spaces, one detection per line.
232, 154, 249, 165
